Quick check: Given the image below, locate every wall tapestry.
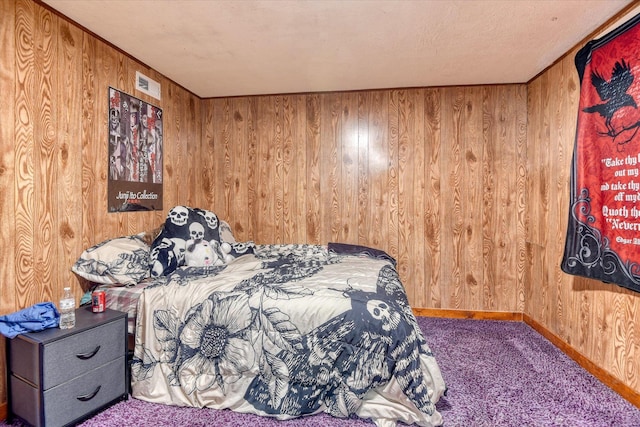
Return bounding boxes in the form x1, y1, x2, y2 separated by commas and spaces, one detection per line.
562, 13, 640, 292
108, 87, 163, 212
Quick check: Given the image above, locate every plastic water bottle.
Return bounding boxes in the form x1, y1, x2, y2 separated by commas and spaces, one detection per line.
59, 287, 76, 329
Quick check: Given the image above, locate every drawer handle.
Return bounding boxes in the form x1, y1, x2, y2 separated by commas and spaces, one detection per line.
76, 385, 101, 402
76, 345, 101, 360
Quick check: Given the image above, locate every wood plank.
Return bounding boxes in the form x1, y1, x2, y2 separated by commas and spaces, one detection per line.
81, 27, 96, 250
514, 84, 527, 314
412, 89, 426, 308
14, 0, 36, 307
440, 87, 464, 309
292, 95, 307, 243
246, 97, 258, 242
548, 63, 565, 334
231, 97, 249, 237
505, 85, 521, 310
462, 87, 483, 310
0, 0, 17, 316
424, 88, 442, 308
34, 5, 56, 303
538, 72, 551, 327
368, 90, 389, 252
162, 84, 177, 211
357, 92, 370, 246
495, 86, 518, 311
525, 77, 542, 248
200, 99, 216, 208
305, 94, 321, 244
176, 82, 190, 208
483, 86, 500, 311
282, 95, 295, 243
525, 76, 546, 322
387, 91, 399, 264
558, 55, 577, 345
0, 0, 17, 405
397, 89, 414, 302
341, 92, 358, 244
183, 87, 198, 209
256, 96, 275, 243
273, 96, 284, 243
319, 93, 341, 243
218, 98, 232, 218
94, 38, 119, 241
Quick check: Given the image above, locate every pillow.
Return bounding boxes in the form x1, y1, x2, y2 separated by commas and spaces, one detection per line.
219, 220, 236, 243
149, 206, 255, 277
149, 206, 223, 277
72, 234, 150, 286
217, 220, 256, 263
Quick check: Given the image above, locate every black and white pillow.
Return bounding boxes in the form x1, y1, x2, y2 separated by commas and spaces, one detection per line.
149, 206, 254, 277
72, 234, 150, 286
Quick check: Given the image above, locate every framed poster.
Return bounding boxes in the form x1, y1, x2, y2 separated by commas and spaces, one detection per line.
108, 87, 163, 212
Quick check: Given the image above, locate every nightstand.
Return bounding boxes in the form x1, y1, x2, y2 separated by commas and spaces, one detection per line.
6, 306, 128, 427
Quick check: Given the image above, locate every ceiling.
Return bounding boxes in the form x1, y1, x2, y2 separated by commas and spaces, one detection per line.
42, 0, 635, 98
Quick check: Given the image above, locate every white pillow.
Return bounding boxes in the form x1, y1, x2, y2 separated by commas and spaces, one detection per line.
71, 234, 150, 286
219, 220, 236, 243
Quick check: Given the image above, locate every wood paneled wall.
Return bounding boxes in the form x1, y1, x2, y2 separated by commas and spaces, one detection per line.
2, 0, 639, 411
526, 43, 640, 395
199, 87, 527, 311
0, 0, 201, 403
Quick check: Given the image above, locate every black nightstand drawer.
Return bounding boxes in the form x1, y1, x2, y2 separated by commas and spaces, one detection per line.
7, 307, 128, 427
11, 356, 126, 427
11, 319, 124, 389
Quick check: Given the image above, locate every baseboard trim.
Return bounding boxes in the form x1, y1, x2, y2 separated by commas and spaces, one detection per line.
413, 307, 523, 321
412, 307, 640, 409
523, 314, 640, 408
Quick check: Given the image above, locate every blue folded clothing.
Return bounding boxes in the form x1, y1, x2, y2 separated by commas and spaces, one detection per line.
0, 302, 60, 338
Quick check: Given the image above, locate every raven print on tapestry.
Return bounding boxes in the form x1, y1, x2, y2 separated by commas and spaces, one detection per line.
562, 13, 640, 292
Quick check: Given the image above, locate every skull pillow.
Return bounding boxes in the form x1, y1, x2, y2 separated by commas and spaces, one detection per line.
149, 206, 222, 276
168, 205, 189, 226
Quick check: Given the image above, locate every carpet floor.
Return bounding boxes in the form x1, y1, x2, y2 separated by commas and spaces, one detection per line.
4, 317, 640, 426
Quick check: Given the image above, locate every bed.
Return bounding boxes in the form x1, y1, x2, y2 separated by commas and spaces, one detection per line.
72, 206, 446, 427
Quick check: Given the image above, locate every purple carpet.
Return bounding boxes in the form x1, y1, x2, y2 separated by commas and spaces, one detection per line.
4, 317, 640, 426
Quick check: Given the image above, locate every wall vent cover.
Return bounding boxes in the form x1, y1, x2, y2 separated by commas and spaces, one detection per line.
136, 71, 161, 100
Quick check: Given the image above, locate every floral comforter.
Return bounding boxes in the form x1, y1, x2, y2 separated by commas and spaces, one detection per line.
131, 244, 446, 427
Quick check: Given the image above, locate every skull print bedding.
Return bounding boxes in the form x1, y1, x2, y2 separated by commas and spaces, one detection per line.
131, 239, 446, 427
124, 206, 446, 427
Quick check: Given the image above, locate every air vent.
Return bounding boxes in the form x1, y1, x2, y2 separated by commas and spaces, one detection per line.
135, 71, 161, 100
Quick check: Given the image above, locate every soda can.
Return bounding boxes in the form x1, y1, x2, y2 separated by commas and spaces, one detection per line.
92, 290, 106, 313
